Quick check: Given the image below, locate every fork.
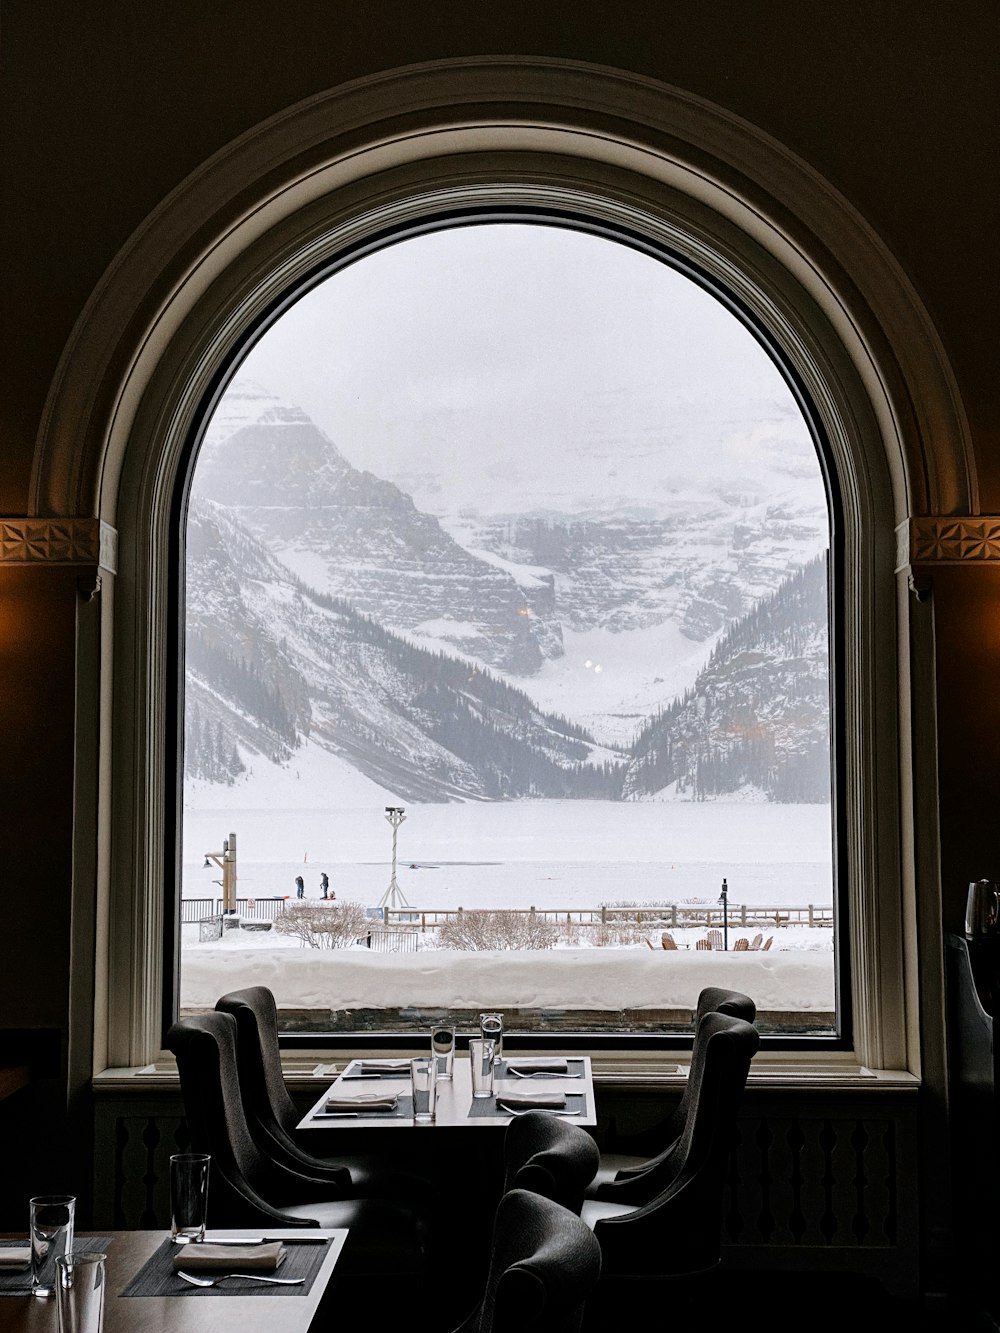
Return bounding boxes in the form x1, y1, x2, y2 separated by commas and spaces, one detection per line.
176, 1270, 305, 1287
500, 1105, 582, 1117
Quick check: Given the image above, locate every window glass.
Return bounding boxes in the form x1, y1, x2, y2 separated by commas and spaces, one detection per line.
180, 223, 833, 1039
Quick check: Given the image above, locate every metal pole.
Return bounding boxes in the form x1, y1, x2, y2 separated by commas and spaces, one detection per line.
719, 876, 729, 950
379, 807, 410, 912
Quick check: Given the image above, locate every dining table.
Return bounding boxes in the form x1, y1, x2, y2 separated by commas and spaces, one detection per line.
297, 1052, 597, 1130
0, 1228, 348, 1332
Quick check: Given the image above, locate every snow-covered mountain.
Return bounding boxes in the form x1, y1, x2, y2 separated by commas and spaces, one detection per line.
186, 380, 831, 800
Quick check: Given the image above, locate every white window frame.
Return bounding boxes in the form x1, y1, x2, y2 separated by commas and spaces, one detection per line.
39, 59, 963, 1082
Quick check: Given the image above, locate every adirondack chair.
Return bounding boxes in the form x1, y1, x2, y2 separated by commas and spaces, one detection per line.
695, 938, 713, 951
761, 935, 774, 950
707, 928, 724, 951
748, 933, 763, 951
661, 932, 678, 950
733, 937, 750, 951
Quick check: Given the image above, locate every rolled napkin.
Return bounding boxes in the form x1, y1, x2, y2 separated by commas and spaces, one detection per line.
0, 1247, 30, 1271
496, 1090, 567, 1110
505, 1059, 569, 1074
325, 1092, 398, 1111
172, 1242, 286, 1272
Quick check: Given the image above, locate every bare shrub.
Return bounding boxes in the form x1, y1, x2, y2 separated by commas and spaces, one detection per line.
273, 900, 369, 949
438, 909, 558, 951
593, 912, 649, 946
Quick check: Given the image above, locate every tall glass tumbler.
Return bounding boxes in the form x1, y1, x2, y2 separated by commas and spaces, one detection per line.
470, 1038, 496, 1099
410, 1056, 437, 1123
431, 1020, 456, 1080
479, 1012, 504, 1064
29, 1195, 76, 1298
170, 1153, 210, 1243
56, 1252, 107, 1333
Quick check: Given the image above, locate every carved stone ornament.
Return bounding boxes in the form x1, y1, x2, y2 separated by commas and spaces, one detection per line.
0, 518, 117, 572
908, 517, 1000, 564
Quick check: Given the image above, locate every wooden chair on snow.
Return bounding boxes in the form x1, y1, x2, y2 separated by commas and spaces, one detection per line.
707, 928, 724, 951
661, 932, 678, 950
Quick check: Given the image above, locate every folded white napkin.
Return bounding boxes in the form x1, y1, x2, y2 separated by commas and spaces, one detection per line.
505, 1059, 569, 1074
325, 1093, 398, 1111
172, 1241, 286, 1272
0, 1247, 29, 1271
356, 1060, 409, 1071
496, 1090, 567, 1110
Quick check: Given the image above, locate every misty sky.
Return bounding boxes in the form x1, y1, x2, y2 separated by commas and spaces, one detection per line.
235, 222, 820, 515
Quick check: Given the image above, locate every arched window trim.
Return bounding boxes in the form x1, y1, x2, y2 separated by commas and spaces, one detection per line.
40, 59, 961, 1080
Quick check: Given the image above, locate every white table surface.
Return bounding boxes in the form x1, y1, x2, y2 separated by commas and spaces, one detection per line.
297, 1054, 596, 1130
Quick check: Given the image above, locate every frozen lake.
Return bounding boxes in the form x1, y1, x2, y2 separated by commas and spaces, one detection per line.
182, 799, 833, 912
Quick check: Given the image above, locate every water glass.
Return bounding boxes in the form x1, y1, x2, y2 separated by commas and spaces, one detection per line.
479, 1012, 504, 1063
56, 1252, 106, 1333
470, 1037, 496, 1099
29, 1195, 76, 1297
170, 1153, 210, 1243
410, 1056, 437, 1123
431, 1020, 456, 1080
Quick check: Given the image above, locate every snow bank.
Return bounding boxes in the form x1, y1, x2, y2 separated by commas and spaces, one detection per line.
180, 943, 834, 1012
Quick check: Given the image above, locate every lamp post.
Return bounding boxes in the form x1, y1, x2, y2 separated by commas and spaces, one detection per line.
204, 832, 238, 917
379, 807, 410, 916
718, 876, 729, 951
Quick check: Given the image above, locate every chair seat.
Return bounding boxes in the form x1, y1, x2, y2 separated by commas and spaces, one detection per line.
580, 1198, 637, 1226
581, 1153, 648, 1199
275, 1195, 426, 1273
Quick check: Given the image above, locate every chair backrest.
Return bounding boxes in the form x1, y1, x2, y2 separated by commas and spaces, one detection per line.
762, 935, 774, 950
707, 928, 724, 950
733, 936, 750, 951
695, 938, 712, 950
214, 985, 352, 1188
501, 1110, 600, 1215
610, 987, 757, 1192
165, 1011, 317, 1227
454, 1189, 602, 1333
661, 932, 678, 950
586, 1011, 760, 1278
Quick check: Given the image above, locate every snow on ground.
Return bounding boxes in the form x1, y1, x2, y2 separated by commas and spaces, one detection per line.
179, 934, 833, 1012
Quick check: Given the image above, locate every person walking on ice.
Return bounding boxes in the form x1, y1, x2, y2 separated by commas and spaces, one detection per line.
295, 874, 305, 899
320, 872, 330, 899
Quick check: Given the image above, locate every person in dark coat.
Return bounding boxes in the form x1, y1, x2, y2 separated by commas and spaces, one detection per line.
320, 872, 330, 899
295, 874, 305, 899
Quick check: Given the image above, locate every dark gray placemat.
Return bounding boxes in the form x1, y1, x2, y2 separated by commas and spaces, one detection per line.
495, 1057, 586, 1078
0, 1236, 114, 1296
468, 1092, 587, 1119
120, 1237, 331, 1297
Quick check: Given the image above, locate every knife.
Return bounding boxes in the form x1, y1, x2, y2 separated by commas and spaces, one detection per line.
176, 1236, 330, 1245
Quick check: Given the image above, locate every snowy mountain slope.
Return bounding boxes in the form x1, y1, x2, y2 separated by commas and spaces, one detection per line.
185, 499, 623, 801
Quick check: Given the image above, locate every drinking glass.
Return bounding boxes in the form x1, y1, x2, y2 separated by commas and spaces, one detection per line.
410, 1056, 437, 1123
170, 1153, 210, 1243
431, 1020, 456, 1080
56, 1252, 106, 1333
29, 1195, 76, 1298
479, 1012, 504, 1064
470, 1038, 496, 1099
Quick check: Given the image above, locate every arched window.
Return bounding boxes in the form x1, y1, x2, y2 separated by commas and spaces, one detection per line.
180, 217, 839, 1043
45, 60, 959, 1077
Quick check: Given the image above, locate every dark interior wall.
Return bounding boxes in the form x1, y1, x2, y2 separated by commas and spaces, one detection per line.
1, 1, 995, 507
0, 3, 996, 1232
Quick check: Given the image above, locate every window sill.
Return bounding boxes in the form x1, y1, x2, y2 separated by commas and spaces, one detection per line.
93, 1049, 918, 1094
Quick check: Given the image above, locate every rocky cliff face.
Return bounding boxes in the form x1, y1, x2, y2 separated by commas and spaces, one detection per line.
195, 386, 560, 674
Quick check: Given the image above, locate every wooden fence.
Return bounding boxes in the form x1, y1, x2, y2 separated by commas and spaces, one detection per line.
381, 903, 834, 934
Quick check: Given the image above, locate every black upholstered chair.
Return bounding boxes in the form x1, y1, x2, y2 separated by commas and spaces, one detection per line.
214, 984, 433, 1200
580, 1010, 759, 1306
164, 1012, 428, 1275
583, 985, 757, 1202
501, 1109, 600, 1216
451, 1188, 602, 1333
